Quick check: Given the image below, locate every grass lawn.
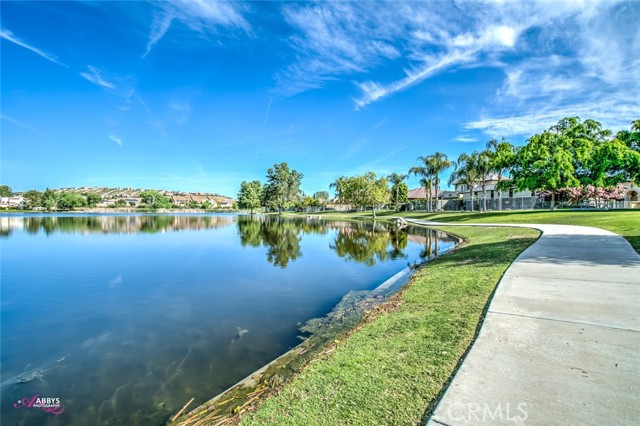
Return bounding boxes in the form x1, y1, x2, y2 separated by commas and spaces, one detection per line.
293, 210, 640, 254
241, 225, 539, 425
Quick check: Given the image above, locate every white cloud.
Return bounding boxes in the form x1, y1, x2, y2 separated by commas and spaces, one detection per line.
466, 1, 640, 137
0, 29, 65, 66
276, 2, 403, 95
109, 134, 123, 147
453, 136, 479, 143
275, 0, 638, 131
144, 0, 250, 57
81, 66, 117, 90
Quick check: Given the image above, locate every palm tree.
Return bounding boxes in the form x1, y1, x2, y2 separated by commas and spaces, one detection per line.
420, 177, 432, 211
486, 139, 516, 210
409, 156, 434, 211
449, 152, 483, 212
477, 150, 493, 211
387, 172, 408, 211
429, 152, 452, 211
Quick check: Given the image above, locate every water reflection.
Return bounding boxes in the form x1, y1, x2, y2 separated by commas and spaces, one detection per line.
0, 214, 456, 426
0, 214, 234, 236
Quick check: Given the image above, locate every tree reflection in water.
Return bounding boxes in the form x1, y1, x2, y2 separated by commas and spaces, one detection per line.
235, 215, 455, 268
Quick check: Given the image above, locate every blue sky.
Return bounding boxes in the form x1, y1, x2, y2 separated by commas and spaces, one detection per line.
2, 0, 639, 196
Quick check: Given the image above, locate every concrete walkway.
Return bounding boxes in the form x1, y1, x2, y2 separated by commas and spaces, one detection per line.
406, 220, 640, 426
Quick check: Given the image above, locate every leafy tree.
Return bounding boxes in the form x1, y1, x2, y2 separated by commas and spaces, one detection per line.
589, 139, 640, 185
387, 172, 408, 210
262, 163, 303, 214
202, 200, 213, 210
57, 192, 87, 210
511, 117, 611, 209
0, 185, 12, 197
115, 199, 128, 207
140, 190, 172, 209
302, 196, 321, 208
330, 173, 389, 217
42, 189, 59, 210
615, 119, 640, 153
364, 172, 390, 218
23, 190, 43, 209
486, 139, 516, 210
389, 182, 408, 208
313, 191, 330, 201
86, 193, 102, 207
237, 180, 263, 214
187, 199, 200, 209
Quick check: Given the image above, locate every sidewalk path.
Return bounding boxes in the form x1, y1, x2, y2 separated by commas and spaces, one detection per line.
406, 220, 640, 426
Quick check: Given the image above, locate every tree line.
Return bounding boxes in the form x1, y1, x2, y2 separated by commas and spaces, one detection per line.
240, 117, 638, 214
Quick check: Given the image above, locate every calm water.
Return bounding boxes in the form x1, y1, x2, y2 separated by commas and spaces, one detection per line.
0, 214, 455, 426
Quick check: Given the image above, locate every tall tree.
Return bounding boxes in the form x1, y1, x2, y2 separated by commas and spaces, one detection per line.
486, 139, 516, 210
511, 117, 609, 209
476, 150, 493, 211
409, 157, 434, 211
419, 177, 432, 212
449, 152, 483, 212
42, 189, 59, 210
237, 180, 263, 214
615, 119, 640, 153
387, 172, 408, 210
23, 190, 43, 209
263, 162, 303, 215
389, 182, 408, 208
363, 172, 390, 219
428, 152, 452, 211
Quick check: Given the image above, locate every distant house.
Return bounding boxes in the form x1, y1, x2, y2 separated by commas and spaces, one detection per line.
171, 195, 190, 206
0, 196, 24, 209
189, 195, 213, 206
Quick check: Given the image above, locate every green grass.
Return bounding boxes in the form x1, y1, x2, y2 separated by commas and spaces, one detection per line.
289, 210, 640, 253
241, 226, 539, 426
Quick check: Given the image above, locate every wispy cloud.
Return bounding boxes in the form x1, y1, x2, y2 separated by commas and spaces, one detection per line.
275, 0, 638, 129
109, 134, 123, 147
144, 0, 250, 57
0, 28, 66, 66
168, 101, 192, 124
1, 114, 49, 138
452, 136, 479, 143
465, 1, 640, 137
339, 117, 388, 161
276, 2, 400, 96
81, 65, 116, 89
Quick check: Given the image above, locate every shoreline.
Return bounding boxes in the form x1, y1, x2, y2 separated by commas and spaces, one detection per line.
167, 228, 461, 426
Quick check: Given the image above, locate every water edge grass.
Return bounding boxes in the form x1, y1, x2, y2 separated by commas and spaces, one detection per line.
237, 225, 539, 425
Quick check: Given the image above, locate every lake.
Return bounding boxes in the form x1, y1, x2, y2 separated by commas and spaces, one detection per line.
0, 214, 456, 426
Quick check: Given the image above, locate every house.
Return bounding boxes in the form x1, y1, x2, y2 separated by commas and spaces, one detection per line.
0, 196, 24, 209
623, 181, 640, 209
189, 195, 213, 207
171, 195, 190, 206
